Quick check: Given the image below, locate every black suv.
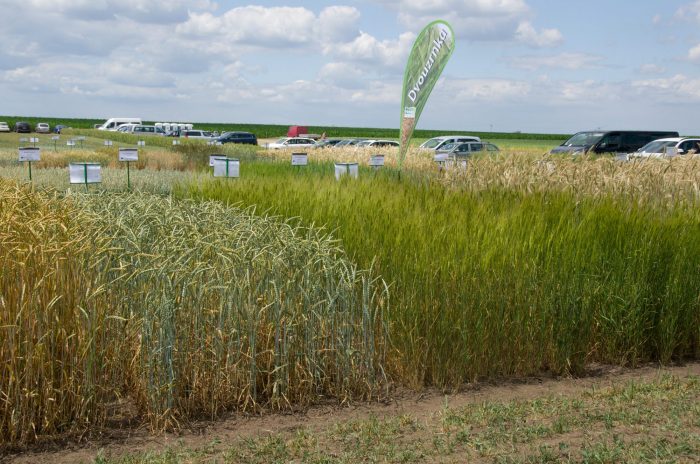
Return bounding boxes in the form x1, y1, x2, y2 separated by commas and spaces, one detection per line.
550, 130, 680, 155
14, 121, 31, 133
216, 131, 257, 145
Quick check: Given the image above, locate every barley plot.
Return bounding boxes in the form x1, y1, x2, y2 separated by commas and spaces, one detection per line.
0, 180, 388, 444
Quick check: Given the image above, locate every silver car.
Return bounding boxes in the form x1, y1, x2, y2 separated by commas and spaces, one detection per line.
437, 141, 500, 158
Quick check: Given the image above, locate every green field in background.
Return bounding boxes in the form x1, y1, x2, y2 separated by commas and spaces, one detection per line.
0, 114, 570, 142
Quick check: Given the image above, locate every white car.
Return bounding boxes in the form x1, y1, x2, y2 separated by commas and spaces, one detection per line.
355, 139, 399, 148
0, 122, 10, 132
180, 130, 213, 140
35, 122, 50, 133
629, 137, 700, 159
267, 137, 317, 149
420, 135, 481, 150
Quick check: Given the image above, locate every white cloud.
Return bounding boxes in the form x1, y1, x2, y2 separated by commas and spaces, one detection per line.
675, 1, 700, 22
318, 6, 362, 43
508, 53, 602, 70
178, 6, 363, 49
323, 32, 416, 68
376, 0, 562, 44
318, 63, 366, 89
441, 78, 531, 101
689, 43, 700, 61
514, 21, 563, 48
632, 74, 700, 101
638, 63, 666, 74
557, 80, 618, 102
25, 0, 216, 24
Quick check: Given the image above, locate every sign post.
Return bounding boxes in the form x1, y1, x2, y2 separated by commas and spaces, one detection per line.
52, 135, 59, 151
213, 157, 240, 178
369, 155, 385, 170
119, 148, 139, 189
434, 153, 448, 172
334, 162, 359, 180
291, 152, 308, 170
19, 147, 41, 182
69, 162, 102, 191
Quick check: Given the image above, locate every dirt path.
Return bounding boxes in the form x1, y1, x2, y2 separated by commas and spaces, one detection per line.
4, 362, 699, 463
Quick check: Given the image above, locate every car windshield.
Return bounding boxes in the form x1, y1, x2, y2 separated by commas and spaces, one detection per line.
439, 142, 458, 151
421, 138, 445, 149
562, 132, 605, 147
356, 141, 371, 147
638, 140, 676, 153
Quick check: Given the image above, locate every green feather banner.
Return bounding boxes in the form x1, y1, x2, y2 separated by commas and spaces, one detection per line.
399, 20, 455, 167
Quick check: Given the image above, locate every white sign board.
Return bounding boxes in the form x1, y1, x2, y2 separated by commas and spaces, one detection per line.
213, 158, 240, 178
137, 140, 146, 147
104, 140, 113, 147
76, 136, 86, 141
19, 138, 28, 143
29, 137, 39, 143
334, 162, 359, 180
18, 147, 41, 162
69, 163, 102, 184
291, 153, 308, 166
209, 154, 226, 167
52, 135, 60, 141
664, 146, 679, 157
369, 155, 385, 167
118, 148, 138, 162
434, 153, 448, 163
67, 140, 76, 147
172, 140, 180, 145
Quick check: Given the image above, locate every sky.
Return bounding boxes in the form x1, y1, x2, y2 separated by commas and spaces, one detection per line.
0, 0, 699, 134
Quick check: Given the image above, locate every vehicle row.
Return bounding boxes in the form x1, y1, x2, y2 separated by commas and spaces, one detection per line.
267, 137, 401, 149
0, 121, 56, 133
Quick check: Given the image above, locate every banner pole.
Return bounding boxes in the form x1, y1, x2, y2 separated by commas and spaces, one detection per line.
127, 161, 131, 190
28, 161, 32, 182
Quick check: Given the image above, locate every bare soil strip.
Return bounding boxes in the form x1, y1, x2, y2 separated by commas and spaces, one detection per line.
4, 362, 699, 463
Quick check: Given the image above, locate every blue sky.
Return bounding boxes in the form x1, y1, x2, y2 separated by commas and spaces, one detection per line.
1, 0, 699, 134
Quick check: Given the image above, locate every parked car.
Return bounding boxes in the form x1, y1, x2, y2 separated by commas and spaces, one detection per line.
437, 141, 500, 157
35, 122, 50, 133
314, 139, 343, 148
53, 124, 69, 134
335, 138, 366, 147
216, 131, 257, 145
130, 125, 165, 136
550, 130, 680, 155
96, 117, 142, 131
0, 122, 10, 132
117, 123, 140, 133
355, 139, 399, 148
420, 135, 481, 150
14, 121, 31, 133
180, 130, 213, 139
628, 137, 700, 159
267, 137, 317, 149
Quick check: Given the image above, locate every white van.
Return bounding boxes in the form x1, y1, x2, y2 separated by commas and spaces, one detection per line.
96, 117, 142, 131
